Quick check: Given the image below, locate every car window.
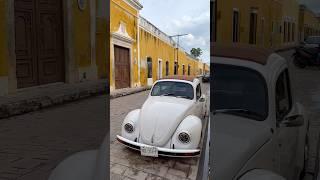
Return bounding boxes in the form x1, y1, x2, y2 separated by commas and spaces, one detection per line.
275, 69, 292, 121
196, 84, 202, 100
305, 36, 320, 44
213, 64, 268, 121
151, 81, 194, 100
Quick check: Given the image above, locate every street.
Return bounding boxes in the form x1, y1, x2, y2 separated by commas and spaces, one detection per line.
279, 50, 320, 179
0, 96, 107, 180
110, 82, 210, 180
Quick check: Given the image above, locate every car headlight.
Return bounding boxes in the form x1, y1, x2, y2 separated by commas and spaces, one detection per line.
124, 123, 134, 133
178, 132, 191, 144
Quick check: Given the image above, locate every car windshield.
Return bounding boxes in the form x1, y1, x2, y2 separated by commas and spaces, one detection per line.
213, 64, 268, 121
305, 36, 320, 44
151, 81, 194, 100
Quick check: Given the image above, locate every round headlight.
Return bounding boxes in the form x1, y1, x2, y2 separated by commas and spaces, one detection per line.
178, 132, 190, 144
124, 123, 134, 133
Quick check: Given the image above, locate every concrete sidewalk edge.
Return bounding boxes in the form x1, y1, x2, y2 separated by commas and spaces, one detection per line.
110, 86, 151, 99
0, 80, 108, 119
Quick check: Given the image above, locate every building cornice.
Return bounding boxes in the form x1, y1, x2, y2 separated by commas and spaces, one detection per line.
124, 0, 143, 10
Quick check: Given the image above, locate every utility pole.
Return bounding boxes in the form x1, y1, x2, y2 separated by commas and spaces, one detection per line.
169, 34, 189, 75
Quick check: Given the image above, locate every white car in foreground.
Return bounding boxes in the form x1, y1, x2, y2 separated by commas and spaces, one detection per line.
117, 76, 207, 157
212, 45, 310, 180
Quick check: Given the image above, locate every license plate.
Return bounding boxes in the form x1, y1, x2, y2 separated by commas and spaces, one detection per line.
140, 146, 158, 157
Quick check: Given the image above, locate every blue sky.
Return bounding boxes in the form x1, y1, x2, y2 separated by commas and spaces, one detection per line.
139, 0, 210, 64
299, 0, 320, 13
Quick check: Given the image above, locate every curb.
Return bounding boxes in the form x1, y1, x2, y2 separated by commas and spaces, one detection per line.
110, 86, 151, 99
0, 81, 107, 119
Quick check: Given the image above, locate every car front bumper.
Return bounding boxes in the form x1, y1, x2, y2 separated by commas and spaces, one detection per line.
116, 135, 200, 157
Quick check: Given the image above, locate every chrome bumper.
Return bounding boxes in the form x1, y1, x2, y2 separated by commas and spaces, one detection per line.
116, 135, 200, 157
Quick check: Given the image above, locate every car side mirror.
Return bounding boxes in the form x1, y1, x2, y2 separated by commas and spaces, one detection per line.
280, 114, 304, 127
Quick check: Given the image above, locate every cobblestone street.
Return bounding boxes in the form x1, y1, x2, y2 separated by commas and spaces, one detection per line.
279, 50, 320, 179
110, 83, 209, 180
0, 96, 107, 180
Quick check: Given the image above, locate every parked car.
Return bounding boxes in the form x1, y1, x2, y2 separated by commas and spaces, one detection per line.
302, 36, 320, 48
293, 36, 320, 68
202, 73, 210, 83
212, 45, 310, 180
117, 75, 207, 157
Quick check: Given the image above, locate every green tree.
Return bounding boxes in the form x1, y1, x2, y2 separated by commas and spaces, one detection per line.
190, 48, 203, 58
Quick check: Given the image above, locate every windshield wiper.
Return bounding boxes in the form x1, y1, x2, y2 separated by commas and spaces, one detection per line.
161, 93, 175, 97
213, 108, 261, 118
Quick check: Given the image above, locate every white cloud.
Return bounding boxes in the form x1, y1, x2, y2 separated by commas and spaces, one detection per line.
139, 0, 210, 63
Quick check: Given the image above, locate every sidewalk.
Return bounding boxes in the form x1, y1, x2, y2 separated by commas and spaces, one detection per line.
0, 80, 107, 119
110, 86, 151, 99
0, 80, 152, 119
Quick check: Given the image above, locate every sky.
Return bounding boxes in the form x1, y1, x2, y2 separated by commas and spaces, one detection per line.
139, 0, 210, 64
299, 0, 320, 13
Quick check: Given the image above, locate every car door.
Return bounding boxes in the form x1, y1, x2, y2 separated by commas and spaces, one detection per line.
275, 69, 300, 179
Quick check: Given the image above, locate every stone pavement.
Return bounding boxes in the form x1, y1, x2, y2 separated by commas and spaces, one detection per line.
0, 95, 107, 180
110, 83, 210, 180
279, 50, 320, 180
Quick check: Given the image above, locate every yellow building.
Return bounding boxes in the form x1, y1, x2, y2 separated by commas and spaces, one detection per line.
110, 0, 208, 90
213, 0, 308, 50
0, 0, 109, 96
299, 5, 320, 41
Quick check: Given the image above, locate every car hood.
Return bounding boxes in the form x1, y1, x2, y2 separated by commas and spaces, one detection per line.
213, 113, 272, 179
139, 96, 194, 146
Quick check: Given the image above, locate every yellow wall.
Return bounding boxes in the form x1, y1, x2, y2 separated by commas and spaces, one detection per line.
0, 0, 8, 77
110, 0, 139, 88
216, 0, 272, 47
304, 9, 320, 36
139, 28, 206, 86
216, 0, 300, 49
73, 0, 91, 68
96, 17, 109, 79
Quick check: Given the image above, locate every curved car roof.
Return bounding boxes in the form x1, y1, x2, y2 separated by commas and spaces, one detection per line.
159, 75, 200, 86
211, 43, 273, 65
162, 75, 196, 82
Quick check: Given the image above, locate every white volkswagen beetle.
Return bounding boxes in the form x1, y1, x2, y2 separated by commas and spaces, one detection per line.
116, 76, 207, 157
212, 45, 310, 180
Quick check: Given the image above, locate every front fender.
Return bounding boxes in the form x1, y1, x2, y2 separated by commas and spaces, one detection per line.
121, 109, 140, 141
172, 115, 202, 149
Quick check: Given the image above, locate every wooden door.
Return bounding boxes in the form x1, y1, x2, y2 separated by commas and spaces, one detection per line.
114, 45, 130, 89
15, 0, 64, 88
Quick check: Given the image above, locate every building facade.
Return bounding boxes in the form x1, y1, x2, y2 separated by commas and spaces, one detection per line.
212, 0, 320, 50
299, 5, 320, 41
110, 0, 209, 91
0, 0, 109, 96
